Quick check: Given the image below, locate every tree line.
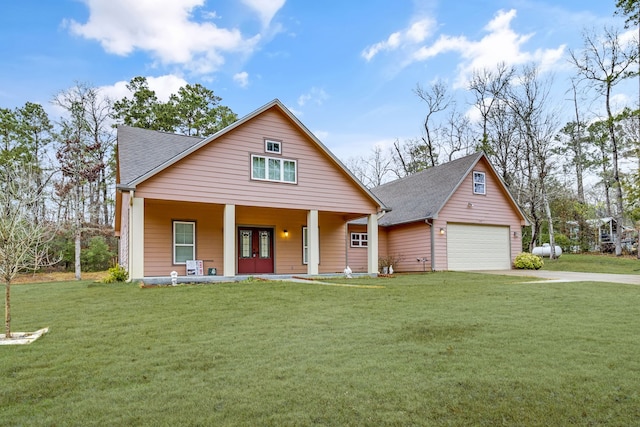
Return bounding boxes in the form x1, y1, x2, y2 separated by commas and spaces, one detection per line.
0, 77, 237, 281
349, 6, 640, 257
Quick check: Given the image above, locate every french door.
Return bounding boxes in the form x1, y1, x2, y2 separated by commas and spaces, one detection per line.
237, 227, 274, 274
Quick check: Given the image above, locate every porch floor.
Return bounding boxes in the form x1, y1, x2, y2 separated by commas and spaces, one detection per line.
138, 273, 377, 285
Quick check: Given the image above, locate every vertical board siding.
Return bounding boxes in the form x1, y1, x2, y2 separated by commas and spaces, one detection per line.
135, 108, 378, 215
386, 222, 431, 272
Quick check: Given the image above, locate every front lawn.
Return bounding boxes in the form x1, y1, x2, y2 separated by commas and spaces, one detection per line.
542, 253, 640, 274
2, 273, 639, 426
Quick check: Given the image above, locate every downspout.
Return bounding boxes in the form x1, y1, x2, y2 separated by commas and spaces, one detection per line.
427, 218, 436, 271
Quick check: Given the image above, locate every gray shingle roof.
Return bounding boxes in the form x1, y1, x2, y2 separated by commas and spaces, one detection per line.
372, 152, 484, 226
117, 125, 203, 187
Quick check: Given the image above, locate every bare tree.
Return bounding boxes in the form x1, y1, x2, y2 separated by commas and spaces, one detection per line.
505, 65, 560, 256
53, 83, 115, 226
441, 108, 474, 162
1, 165, 58, 338
570, 26, 639, 255
469, 63, 516, 153
392, 137, 437, 177
556, 80, 591, 204
413, 81, 450, 167
346, 145, 394, 188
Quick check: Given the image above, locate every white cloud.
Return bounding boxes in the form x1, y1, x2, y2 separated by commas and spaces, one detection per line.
100, 74, 188, 102
66, 0, 261, 75
364, 9, 566, 89
241, 0, 285, 27
297, 87, 329, 107
362, 17, 436, 61
233, 71, 250, 88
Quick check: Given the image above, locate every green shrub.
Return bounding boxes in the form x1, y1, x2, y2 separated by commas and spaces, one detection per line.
514, 252, 544, 270
102, 264, 129, 283
82, 236, 115, 272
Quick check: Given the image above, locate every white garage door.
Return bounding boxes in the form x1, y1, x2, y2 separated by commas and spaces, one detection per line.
447, 224, 511, 270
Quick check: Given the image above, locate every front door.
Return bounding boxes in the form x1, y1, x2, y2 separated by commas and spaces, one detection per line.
237, 227, 274, 274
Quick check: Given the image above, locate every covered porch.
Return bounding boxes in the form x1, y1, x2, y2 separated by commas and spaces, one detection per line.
125, 197, 380, 281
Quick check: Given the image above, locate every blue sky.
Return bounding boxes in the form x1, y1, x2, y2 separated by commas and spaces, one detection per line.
0, 0, 629, 161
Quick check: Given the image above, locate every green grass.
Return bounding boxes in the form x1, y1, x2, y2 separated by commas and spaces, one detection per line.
542, 253, 640, 274
2, 273, 640, 426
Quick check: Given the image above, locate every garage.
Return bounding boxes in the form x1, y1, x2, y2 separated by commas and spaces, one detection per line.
446, 223, 511, 270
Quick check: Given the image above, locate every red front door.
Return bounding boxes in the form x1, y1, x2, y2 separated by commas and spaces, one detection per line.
237, 227, 274, 274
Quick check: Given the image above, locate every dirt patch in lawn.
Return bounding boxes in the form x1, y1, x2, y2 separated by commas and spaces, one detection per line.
11, 271, 108, 284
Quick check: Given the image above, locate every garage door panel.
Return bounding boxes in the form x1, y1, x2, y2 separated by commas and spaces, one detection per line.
447, 224, 510, 270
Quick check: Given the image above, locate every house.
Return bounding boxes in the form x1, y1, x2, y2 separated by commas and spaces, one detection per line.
115, 99, 388, 281
568, 217, 635, 252
347, 152, 528, 272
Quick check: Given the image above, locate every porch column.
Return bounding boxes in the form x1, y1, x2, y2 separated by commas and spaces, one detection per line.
307, 210, 319, 275
223, 204, 236, 277
367, 213, 379, 274
129, 194, 144, 280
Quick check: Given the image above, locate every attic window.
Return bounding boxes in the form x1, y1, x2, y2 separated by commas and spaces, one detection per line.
265, 139, 281, 154
473, 171, 486, 195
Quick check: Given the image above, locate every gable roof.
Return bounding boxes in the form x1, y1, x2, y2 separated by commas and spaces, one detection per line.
117, 126, 203, 188
116, 99, 387, 211
371, 151, 526, 226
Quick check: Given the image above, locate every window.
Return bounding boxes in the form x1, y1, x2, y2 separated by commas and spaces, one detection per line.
265, 139, 281, 154
173, 221, 195, 264
301, 226, 320, 264
473, 171, 486, 195
251, 155, 297, 183
350, 232, 368, 247
302, 227, 308, 264
259, 231, 271, 258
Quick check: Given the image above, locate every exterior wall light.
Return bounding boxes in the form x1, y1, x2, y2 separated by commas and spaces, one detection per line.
439, 228, 445, 235
467, 202, 474, 208
284, 229, 289, 237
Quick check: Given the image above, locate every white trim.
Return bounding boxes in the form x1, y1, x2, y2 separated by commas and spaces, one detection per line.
251, 154, 297, 184
224, 204, 236, 277
173, 221, 195, 264
264, 139, 281, 154
473, 171, 486, 195
367, 214, 379, 274
307, 210, 319, 275
130, 195, 144, 280
350, 232, 368, 247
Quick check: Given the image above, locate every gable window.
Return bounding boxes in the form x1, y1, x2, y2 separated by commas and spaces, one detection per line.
265, 139, 281, 154
473, 171, 486, 195
252, 154, 297, 184
173, 221, 195, 264
350, 232, 368, 247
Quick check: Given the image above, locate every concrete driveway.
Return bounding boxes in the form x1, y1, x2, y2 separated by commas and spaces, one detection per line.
473, 269, 640, 285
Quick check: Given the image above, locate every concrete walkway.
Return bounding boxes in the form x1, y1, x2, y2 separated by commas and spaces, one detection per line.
473, 269, 640, 285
